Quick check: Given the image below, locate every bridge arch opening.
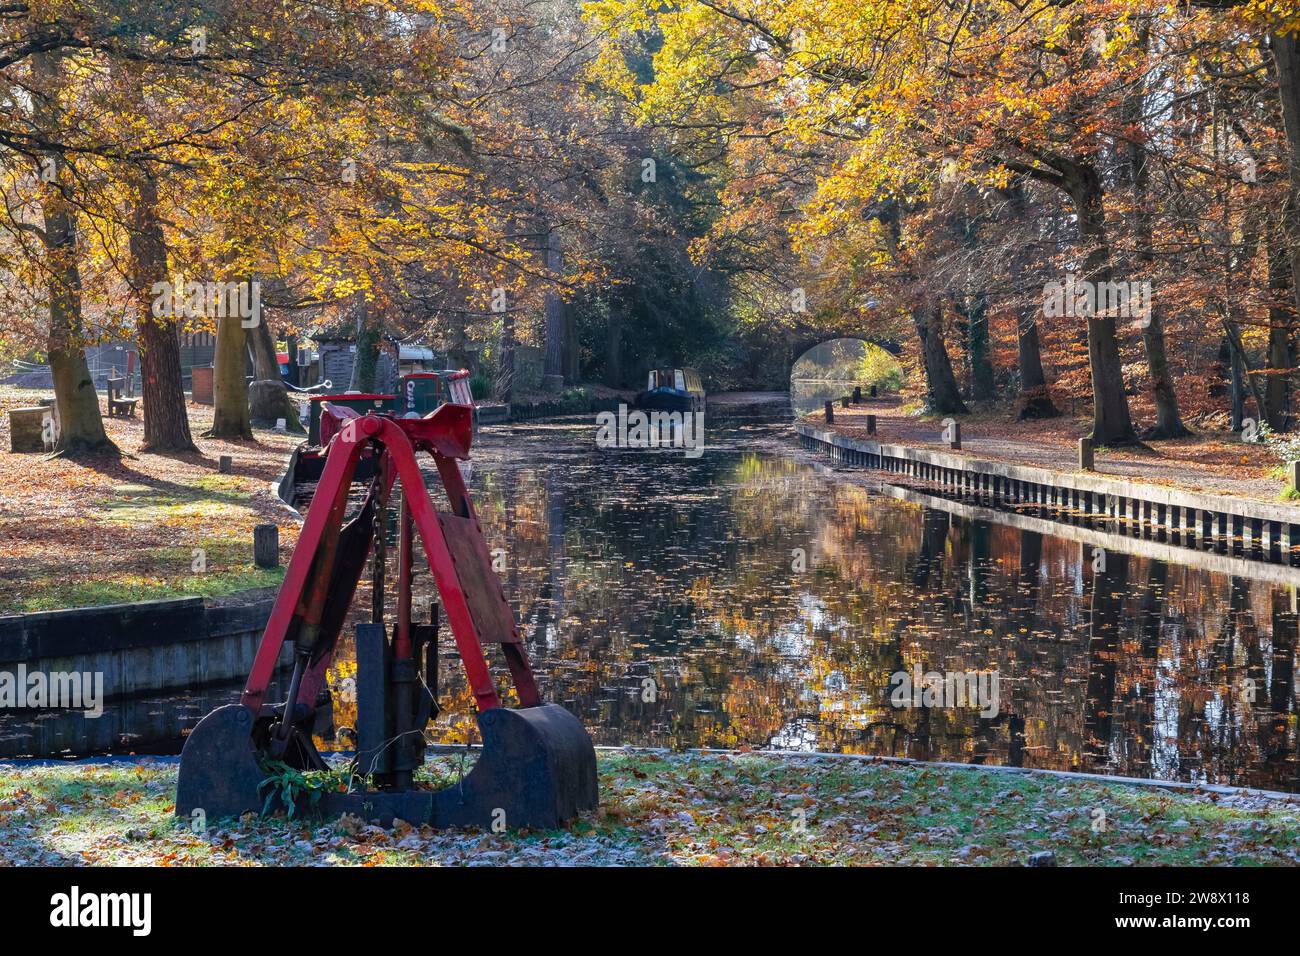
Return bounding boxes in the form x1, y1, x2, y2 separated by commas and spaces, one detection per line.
790, 337, 905, 417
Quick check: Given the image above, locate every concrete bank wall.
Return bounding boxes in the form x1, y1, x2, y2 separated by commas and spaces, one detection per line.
796, 422, 1300, 567
0, 595, 284, 700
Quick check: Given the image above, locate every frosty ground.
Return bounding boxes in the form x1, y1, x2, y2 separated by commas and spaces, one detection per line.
2, 751, 1297, 866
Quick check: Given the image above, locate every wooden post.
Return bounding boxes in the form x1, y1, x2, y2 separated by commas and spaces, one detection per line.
218, 454, 232, 474
253, 523, 280, 568
841, 395, 850, 408
867, 414, 877, 435
1078, 437, 1095, 472
870, 385, 878, 398
943, 419, 960, 450
853, 386, 862, 403
824, 401, 834, 424
1291, 460, 1300, 493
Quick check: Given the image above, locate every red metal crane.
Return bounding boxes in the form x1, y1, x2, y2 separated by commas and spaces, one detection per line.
176, 400, 597, 829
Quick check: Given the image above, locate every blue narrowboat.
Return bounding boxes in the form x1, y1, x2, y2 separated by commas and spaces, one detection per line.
635, 367, 705, 414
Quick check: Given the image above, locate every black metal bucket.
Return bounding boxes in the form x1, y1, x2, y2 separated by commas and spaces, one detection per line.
432, 703, 598, 830
175, 702, 598, 830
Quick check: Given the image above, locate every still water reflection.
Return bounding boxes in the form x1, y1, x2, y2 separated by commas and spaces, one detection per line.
412, 417, 1297, 793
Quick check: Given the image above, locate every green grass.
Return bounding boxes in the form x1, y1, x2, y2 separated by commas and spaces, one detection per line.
1, 753, 1296, 866
8, 561, 284, 613
1, 456, 288, 614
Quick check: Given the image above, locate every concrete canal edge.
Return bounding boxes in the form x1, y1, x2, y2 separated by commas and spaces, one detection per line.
0, 593, 288, 700
796, 421, 1300, 567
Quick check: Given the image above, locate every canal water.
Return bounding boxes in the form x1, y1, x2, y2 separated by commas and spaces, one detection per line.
6, 411, 1299, 794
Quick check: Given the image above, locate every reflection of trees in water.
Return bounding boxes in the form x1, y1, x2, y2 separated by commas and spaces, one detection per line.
1084, 551, 1127, 770
1266, 596, 1297, 787
367, 433, 1300, 790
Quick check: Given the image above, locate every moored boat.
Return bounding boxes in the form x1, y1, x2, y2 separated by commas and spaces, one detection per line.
634, 367, 705, 413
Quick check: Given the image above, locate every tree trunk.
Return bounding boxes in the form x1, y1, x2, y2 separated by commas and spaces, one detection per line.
349, 297, 381, 392
248, 315, 280, 381
1139, 310, 1188, 438
913, 301, 968, 414
1267, 217, 1293, 431
1229, 335, 1246, 431
496, 305, 516, 402
44, 201, 113, 455
32, 49, 115, 456
1220, 193, 1273, 428
1001, 181, 1058, 419
1126, 19, 1190, 439
1223, 317, 1271, 427
246, 316, 302, 431
605, 299, 623, 388
137, 310, 195, 451
542, 224, 565, 391
210, 302, 252, 439
1068, 165, 1138, 446
956, 214, 995, 402
129, 170, 196, 453
564, 301, 579, 384
1273, 34, 1300, 338
1267, 323, 1291, 432
285, 333, 300, 387
963, 291, 995, 401
1015, 310, 1059, 419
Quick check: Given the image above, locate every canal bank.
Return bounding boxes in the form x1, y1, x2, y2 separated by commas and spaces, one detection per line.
796, 420, 1300, 571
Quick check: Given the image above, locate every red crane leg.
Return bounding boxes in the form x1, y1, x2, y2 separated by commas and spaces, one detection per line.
293, 458, 398, 714
240, 425, 365, 714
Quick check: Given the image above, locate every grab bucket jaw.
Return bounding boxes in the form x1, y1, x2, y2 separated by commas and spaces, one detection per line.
175, 704, 264, 822
176, 702, 598, 830
434, 703, 598, 830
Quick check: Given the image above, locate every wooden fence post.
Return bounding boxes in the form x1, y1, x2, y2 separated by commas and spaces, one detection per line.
254, 524, 280, 569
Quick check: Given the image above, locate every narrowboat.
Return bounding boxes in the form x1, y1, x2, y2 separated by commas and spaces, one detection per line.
635, 367, 705, 413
